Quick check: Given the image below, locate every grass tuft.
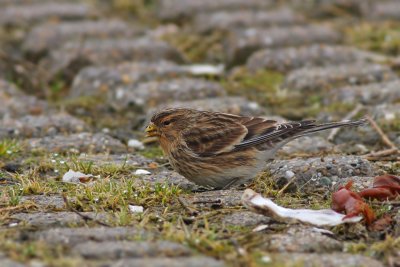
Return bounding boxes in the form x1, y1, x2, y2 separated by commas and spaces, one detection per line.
0, 139, 21, 159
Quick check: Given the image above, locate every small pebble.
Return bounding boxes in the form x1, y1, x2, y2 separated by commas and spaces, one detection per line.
185, 64, 224, 76
128, 139, 145, 150
284, 170, 295, 179
129, 205, 144, 213
261, 255, 271, 263
252, 224, 269, 232
384, 112, 395, 120
134, 169, 151, 175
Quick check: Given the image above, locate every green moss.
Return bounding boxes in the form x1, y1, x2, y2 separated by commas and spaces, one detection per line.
163, 31, 226, 63
69, 176, 183, 213
346, 236, 400, 264
0, 234, 79, 266
13, 171, 57, 195
63, 95, 106, 111
222, 68, 347, 119
139, 146, 165, 159
223, 68, 284, 100
222, 67, 285, 112
380, 118, 400, 132
48, 79, 67, 101
1, 186, 22, 206
106, 0, 158, 24
0, 139, 21, 159
345, 242, 368, 253
62, 95, 138, 129
114, 207, 136, 226
346, 22, 400, 56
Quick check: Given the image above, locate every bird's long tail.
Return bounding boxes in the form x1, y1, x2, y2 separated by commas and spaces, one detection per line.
295, 118, 367, 138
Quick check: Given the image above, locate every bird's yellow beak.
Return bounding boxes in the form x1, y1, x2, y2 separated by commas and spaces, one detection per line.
145, 122, 158, 137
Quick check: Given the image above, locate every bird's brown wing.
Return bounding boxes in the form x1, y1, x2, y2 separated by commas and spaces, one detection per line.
182, 113, 314, 156
182, 113, 248, 157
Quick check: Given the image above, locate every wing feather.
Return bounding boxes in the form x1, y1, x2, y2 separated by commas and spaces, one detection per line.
182, 114, 248, 157
182, 111, 316, 156
235, 120, 316, 149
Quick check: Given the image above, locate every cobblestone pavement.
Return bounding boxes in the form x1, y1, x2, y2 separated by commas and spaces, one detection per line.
1, 1, 399, 266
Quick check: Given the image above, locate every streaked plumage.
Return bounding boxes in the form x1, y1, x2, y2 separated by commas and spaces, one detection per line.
146, 108, 366, 189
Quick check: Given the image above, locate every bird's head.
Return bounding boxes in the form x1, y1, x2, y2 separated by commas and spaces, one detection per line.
146, 108, 198, 140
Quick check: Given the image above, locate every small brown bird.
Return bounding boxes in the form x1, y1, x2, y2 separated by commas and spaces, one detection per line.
146, 108, 365, 189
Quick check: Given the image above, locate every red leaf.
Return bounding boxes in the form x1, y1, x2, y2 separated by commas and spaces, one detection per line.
359, 174, 400, 200
372, 174, 400, 191
359, 188, 397, 201
332, 181, 375, 225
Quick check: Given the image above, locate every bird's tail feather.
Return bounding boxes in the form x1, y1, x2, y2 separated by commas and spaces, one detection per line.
296, 118, 367, 138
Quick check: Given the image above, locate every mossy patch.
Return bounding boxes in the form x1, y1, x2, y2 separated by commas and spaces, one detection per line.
379, 117, 400, 133
250, 171, 332, 210
345, 22, 400, 56
0, 139, 21, 160
222, 67, 284, 107
62, 95, 141, 130
345, 236, 400, 265
138, 146, 164, 159
103, 0, 158, 25
221, 68, 335, 119
162, 31, 226, 63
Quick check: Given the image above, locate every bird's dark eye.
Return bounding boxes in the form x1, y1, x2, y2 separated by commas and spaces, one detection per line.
163, 120, 171, 126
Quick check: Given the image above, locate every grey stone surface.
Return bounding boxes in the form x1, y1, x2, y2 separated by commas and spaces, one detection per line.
41, 38, 184, 81
0, 259, 25, 267
116, 78, 226, 111
271, 252, 384, 267
0, 0, 51, 6
139, 170, 194, 190
246, 45, 379, 73
334, 104, 400, 146
292, 0, 370, 18
268, 226, 342, 252
27, 132, 127, 154
279, 136, 334, 157
23, 20, 136, 56
0, 113, 87, 138
368, 1, 400, 20
283, 63, 397, 93
335, 176, 375, 191
70, 61, 204, 98
73, 240, 191, 259
327, 80, 400, 105
0, 79, 47, 119
227, 25, 341, 65
193, 9, 305, 33
222, 211, 271, 226
0, 3, 94, 26
186, 190, 243, 207
113, 257, 226, 267
20, 195, 65, 210
11, 212, 111, 227
157, 0, 273, 21
267, 156, 381, 189
33, 227, 149, 245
